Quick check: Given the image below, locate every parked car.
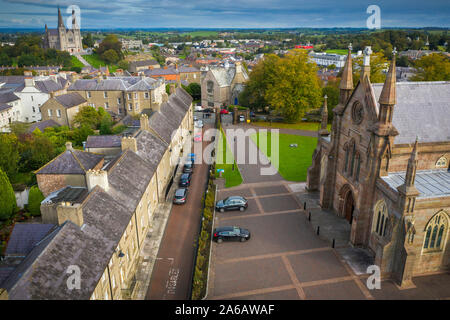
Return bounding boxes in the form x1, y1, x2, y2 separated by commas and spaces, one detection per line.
239, 115, 245, 122
195, 105, 203, 112
188, 153, 196, 162
213, 226, 251, 243
203, 108, 214, 113
194, 115, 199, 121
215, 196, 248, 212
220, 109, 229, 114
183, 160, 194, 173
173, 188, 188, 204
179, 173, 192, 187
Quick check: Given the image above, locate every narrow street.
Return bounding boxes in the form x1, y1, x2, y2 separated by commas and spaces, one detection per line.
146, 124, 212, 300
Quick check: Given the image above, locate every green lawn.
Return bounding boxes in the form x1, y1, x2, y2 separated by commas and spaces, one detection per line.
215, 127, 243, 188
82, 53, 118, 72
325, 49, 349, 55
181, 31, 218, 37
70, 55, 85, 69
251, 131, 317, 182
252, 121, 331, 132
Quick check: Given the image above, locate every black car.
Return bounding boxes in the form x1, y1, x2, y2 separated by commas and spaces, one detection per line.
203, 108, 214, 113
183, 160, 194, 173
215, 196, 248, 212
213, 226, 251, 243
179, 173, 192, 187
173, 188, 188, 204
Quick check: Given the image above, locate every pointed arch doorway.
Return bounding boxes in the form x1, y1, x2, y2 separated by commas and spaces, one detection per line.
339, 184, 355, 224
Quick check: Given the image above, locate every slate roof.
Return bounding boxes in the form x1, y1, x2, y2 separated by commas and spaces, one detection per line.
5, 224, 56, 256
68, 77, 160, 92
54, 92, 86, 108
35, 149, 104, 175
129, 60, 159, 67
0, 91, 20, 104
0, 103, 12, 112
209, 66, 239, 87
372, 81, 450, 144
381, 169, 450, 199
2, 89, 192, 299
178, 66, 200, 73
86, 135, 122, 148
35, 78, 67, 93
27, 119, 61, 133
143, 68, 179, 76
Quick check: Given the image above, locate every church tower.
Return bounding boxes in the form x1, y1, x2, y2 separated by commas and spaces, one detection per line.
57, 7, 67, 51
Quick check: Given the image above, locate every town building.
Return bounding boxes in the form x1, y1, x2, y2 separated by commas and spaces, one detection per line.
67, 76, 166, 118
40, 92, 87, 128
0, 72, 68, 123
307, 46, 450, 287
121, 39, 143, 50
43, 8, 83, 54
129, 60, 160, 73
201, 62, 248, 107
0, 91, 20, 132
0, 88, 194, 299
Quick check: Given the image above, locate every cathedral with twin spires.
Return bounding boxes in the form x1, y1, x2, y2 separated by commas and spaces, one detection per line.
43, 8, 83, 54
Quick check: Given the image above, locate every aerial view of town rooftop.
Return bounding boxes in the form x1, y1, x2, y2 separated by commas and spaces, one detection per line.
0, 0, 449, 314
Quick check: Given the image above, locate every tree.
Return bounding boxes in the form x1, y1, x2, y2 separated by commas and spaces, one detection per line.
0, 168, 16, 221
0, 134, 20, 179
117, 59, 129, 71
72, 106, 102, 129
96, 34, 123, 62
28, 185, 44, 217
185, 83, 201, 100
353, 51, 388, 84
82, 33, 95, 48
102, 49, 120, 64
411, 53, 450, 81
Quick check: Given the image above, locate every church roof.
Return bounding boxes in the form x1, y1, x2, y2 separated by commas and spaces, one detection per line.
372, 81, 450, 144
381, 169, 450, 199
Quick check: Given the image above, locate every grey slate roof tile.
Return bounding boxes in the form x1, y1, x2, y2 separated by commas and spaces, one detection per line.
54, 92, 86, 108
372, 81, 450, 144
36, 149, 104, 175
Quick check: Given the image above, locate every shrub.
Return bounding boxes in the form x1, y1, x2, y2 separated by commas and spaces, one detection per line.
28, 185, 44, 216
0, 169, 16, 221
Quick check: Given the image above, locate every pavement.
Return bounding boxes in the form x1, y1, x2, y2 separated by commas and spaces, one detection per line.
144, 125, 212, 300
204, 123, 450, 300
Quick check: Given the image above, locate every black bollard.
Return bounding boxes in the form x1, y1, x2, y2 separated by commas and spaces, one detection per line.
317, 226, 320, 235
308, 212, 311, 221
332, 239, 335, 248
304, 202, 306, 210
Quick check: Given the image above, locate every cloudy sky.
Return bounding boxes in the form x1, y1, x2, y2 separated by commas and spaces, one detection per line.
0, 0, 448, 29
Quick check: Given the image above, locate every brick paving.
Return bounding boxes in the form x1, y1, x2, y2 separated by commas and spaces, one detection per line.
205, 123, 450, 300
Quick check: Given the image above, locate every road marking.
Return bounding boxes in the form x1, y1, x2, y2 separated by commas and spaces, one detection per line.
217, 247, 331, 264
210, 284, 296, 300
219, 209, 302, 221
282, 255, 306, 299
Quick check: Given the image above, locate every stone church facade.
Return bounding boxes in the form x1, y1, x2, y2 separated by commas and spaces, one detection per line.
43, 8, 83, 54
307, 45, 450, 287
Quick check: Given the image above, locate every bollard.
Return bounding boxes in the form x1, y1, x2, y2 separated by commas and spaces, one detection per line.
304, 202, 306, 210
308, 212, 311, 221
332, 238, 335, 248
317, 226, 320, 235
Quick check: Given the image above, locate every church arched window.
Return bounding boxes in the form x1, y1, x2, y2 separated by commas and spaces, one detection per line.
435, 156, 448, 169
423, 211, 448, 252
373, 200, 388, 237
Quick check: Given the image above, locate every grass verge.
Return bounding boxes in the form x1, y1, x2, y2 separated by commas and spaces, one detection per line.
250, 131, 317, 181
215, 126, 243, 188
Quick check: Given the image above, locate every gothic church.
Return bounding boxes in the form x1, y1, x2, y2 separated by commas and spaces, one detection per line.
43, 8, 83, 54
307, 45, 450, 287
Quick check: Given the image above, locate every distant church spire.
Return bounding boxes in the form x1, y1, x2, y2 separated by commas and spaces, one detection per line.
58, 7, 64, 28
338, 43, 353, 105
319, 95, 329, 137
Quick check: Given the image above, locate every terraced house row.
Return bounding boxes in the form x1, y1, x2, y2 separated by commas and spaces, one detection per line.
0, 88, 194, 299
67, 76, 166, 118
